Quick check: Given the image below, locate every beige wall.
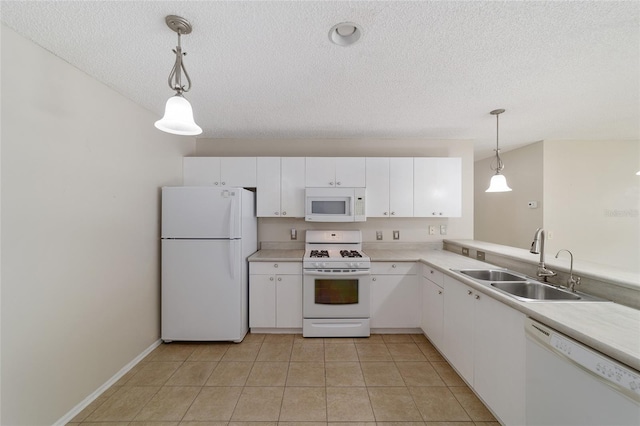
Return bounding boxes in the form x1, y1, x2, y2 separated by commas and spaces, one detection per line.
475, 139, 640, 273
474, 142, 544, 248
544, 140, 639, 272
0, 26, 195, 425
196, 138, 475, 243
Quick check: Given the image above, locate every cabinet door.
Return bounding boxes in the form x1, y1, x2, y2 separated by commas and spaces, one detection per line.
371, 274, 420, 328
305, 157, 335, 187
365, 158, 390, 217
413, 158, 439, 217
256, 157, 281, 217
421, 278, 444, 348
389, 158, 414, 217
474, 293, 526, 425
442, 275, 474, 384
249, 274, 276, 327
276, 274, 303, 327
335, 157, 366, 187
183, 157, 222, 186
437, 157, 462, 217
414, 158, 462, 217
280, 157, 306, 217
220, 157, 257, 187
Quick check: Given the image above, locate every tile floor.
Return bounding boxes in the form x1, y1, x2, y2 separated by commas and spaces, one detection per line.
68, 333, 499, 425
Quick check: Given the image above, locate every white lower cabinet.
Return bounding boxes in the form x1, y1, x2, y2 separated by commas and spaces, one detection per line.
249, 262, 302, 328
370, 262, 419, 329
442, 274, 526, 425
420, 265, 444, 348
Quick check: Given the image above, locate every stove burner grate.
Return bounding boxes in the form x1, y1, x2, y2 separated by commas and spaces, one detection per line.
340, 250, 363, 258
310, 250, 329, 258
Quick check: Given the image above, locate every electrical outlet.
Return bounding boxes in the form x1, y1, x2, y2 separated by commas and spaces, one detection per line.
462, 247, 469, 256
290, 228, 297, 240
440, 225, 447, 235
477, 250, 486, 261
428, 226, 436, 235
548, 231, 554, 240
376, 231, 383, 240
393, 230, 400, 240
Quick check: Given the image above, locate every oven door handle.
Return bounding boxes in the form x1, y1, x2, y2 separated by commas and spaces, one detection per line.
303, 270, 371, 277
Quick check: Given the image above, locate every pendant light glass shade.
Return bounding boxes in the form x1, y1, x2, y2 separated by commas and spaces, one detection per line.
154, 94, 202, 136
486, 173, 512, 192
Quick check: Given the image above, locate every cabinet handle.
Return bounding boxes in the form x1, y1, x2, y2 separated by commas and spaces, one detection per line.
336, 181, 341, 186
430, 270, 434, 274
392, 264, 397, 268
467, 290, 472, 295
282, 211, 287, 216
432, 212, 436, 215
274, 264, 278, 268
438, 290, 443, 295
269, 277, 274, 281
329, 182, 334, 186
384, 212, 388, 215
439, 212, 443, 216
274, 212, 279, 215
475, 294, 480, 300
222, 182, 226, 185
215, 182, 219, 186
372, 277, 377, 281
391, 211, 395, 216
277, 277, 282, 281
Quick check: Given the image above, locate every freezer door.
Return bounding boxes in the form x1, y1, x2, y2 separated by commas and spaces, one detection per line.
162, 186, 241, 239
161, 239, 246, 341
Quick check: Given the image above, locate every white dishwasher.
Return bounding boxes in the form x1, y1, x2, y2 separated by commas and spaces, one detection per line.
526, 318, 640, 425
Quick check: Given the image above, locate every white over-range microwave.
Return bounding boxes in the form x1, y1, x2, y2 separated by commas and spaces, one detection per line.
305, 187, 366, 222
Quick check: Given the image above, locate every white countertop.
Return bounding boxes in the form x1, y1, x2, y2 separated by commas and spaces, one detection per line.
248, 247, 640, 371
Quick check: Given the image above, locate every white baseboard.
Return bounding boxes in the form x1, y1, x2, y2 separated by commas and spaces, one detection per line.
53, 338, 162, 426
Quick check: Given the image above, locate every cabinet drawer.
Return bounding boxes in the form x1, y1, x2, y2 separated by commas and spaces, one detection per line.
371, 262, 416, 275
250, 262, 302, 275
422, 264, 444, 286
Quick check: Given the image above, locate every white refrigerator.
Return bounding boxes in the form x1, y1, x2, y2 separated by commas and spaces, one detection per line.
161, 186, 257, 342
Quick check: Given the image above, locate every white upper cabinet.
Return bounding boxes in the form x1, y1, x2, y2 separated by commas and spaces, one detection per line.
305, 157, 365, 187
413, 157, 462, 217
366, 158, 413, 217
256, 157, 281, 217
280, 157, 306, 217
183, 157, 257, 187
256, 157, 305, 217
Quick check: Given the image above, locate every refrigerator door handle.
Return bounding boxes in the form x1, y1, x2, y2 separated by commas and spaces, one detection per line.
229, 191, 237, 238
229, 240, 236, 279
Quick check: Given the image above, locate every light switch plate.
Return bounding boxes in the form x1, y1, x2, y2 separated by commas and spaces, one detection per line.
428, 225, 436, 235
440, 225, 447, 235
376, 231, 383, 240
393, 230, 400, 240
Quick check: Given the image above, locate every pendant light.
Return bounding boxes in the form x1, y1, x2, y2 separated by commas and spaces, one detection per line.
154, 15, 202, 136
485, 109, 512, 192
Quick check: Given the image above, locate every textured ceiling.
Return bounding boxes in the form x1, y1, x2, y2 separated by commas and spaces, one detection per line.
1, 1, 639, 159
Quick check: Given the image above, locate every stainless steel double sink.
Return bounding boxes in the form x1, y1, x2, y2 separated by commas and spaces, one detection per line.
452, 269, 608, 302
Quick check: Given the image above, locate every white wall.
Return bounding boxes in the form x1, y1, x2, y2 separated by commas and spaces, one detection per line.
196, 138, 475, 243
474, 142, 544, 248
0, 25, 195, 425
543, 140, 639, 272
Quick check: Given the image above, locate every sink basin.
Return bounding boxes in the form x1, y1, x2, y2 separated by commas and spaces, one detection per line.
457, 269, 527, 282
490, 281, 607, 302
491, 281, 580, 300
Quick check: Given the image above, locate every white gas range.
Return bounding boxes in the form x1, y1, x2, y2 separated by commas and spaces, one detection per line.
302, 230, 371, 337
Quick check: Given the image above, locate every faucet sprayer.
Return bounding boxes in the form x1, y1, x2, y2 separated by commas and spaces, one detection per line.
530, 228, 557, 281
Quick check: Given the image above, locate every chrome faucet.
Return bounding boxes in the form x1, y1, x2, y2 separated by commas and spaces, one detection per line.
530, 228, 557, 281
555, 249, 581, 292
